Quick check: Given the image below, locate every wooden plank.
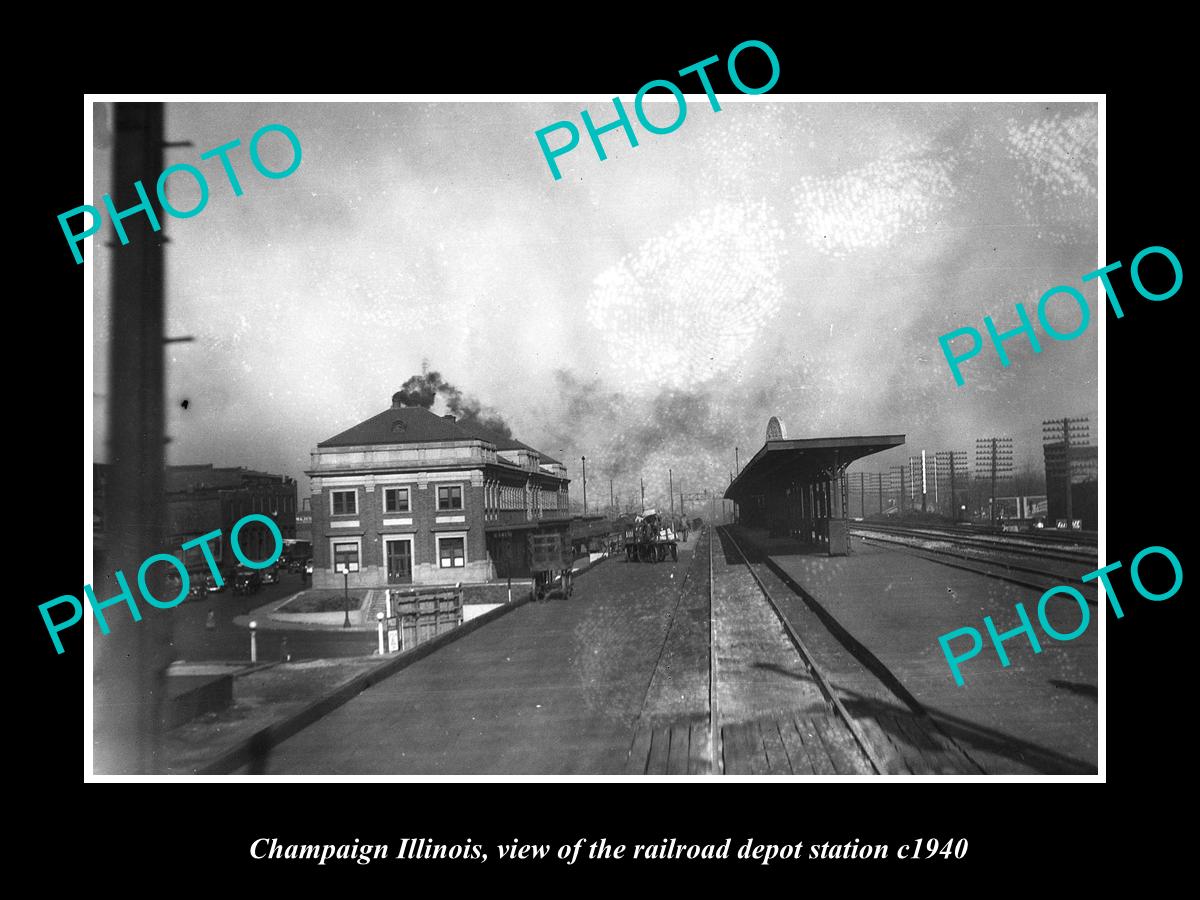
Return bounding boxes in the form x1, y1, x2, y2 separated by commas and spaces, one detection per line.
855, 716, 908, 775
728, 721, 761, 776
667, 723, 691, 775
720, 723, 748, 775
646, 726, 671, 775
892, 713, 940, 751
744, 721, 771, 776
904, 716, 981, 775
812, 715, 873, 775
794, 715, 837, 775
626, 722, 653, 775
886, 714, 938, 775
759, 718, 791, 775
777, 717, 816, 775
687, 722, 710, 775
922, 721, 983, 774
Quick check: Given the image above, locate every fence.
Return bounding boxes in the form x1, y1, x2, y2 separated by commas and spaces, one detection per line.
385, 586, 463, 651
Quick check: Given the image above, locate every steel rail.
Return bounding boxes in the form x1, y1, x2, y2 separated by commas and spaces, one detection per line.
719, 526, 886, 776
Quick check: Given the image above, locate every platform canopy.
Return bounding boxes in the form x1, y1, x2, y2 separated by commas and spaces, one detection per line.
725, 434, 906, 501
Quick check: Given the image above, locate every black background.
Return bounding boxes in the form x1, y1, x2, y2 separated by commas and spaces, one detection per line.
24, 22, 1188, 887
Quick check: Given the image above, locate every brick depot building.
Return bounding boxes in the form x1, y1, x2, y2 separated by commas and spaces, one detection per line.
307, 396, 571, 589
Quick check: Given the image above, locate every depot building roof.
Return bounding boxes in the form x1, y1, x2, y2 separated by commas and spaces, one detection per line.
724, 434, 906, 501
318, 403, 562, 466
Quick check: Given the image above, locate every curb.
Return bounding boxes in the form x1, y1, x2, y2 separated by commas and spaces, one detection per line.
194, 593, 532, 775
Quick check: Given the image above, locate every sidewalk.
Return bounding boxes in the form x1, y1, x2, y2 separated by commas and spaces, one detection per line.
233, 591, 376, 632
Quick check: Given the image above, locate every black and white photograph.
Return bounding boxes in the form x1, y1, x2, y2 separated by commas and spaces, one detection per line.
80, 93, 1109, 780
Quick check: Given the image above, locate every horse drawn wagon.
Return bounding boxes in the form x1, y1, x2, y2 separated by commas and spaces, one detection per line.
623, 509, 678, 563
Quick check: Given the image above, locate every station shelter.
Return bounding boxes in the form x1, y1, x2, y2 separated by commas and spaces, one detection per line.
725, 422, 904, 556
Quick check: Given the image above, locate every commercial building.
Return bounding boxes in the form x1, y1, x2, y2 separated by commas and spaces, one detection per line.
93, 463, 298, 574
306, 395, 571, 589
1043, 442, 1098, 529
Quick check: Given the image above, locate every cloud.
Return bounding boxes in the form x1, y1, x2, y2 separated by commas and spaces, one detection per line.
586, 200, 786, 391
792, 149, 958, 258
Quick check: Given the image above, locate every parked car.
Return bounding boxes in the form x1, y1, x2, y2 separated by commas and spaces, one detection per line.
187, 582, 208, 602
204, 573, 225, 593
261, 565, 280, 585
233, 570, 262, 596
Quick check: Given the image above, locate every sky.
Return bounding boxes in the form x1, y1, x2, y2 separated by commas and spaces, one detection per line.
90, 99, 1098, 511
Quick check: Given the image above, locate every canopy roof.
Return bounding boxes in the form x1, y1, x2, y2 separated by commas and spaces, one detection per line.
724, 435, 906, 501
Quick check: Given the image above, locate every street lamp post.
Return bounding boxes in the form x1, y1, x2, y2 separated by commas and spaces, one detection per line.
581, 456, 587, 515
342, 568, 351, 629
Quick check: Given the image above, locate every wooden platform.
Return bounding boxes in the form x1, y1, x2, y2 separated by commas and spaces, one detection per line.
625, 718, 711, 775
858, 712, 984, 775
721, 712, 874, 775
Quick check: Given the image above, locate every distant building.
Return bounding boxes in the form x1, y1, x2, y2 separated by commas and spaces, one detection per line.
92, 463, 298, 574
1043, 442, 1098, 529
295, 496, 313, 543
306, 396, 571, 589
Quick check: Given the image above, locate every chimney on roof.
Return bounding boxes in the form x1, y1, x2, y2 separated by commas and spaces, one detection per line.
391, 392, 404, 409
443, 414, 455, 422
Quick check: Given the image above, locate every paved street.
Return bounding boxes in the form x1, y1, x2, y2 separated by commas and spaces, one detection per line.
167, 573, 379, 662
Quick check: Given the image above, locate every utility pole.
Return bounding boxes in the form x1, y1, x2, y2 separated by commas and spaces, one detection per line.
932, 453, 938, 509
877, 472, 883, 518
950, 453, 958, 523
609, 478, 614, 519
921, 450, 927, 514
669, 467, 674, 517
860, 471, 866, 518
735, 446, 740, 475
581, 456, 587, 515
990, 437, 998, 528
640, 477, 645, 512
95, 103, 171, 775
1062, 416, 1073, 525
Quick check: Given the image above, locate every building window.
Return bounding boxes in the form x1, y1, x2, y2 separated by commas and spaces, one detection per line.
437, 485, 463, 510
438, 535, 466, 568
332, 540, 360, 571
331, 490, 357, 516
385, 487, 410, 513
184, 534, 223, 569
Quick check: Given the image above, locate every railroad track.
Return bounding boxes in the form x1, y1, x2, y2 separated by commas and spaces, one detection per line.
627, 526, 988, 775
851, 522, 1097, 564
717, 526, 886, 775
849, 525, 1099, 595
856, 519, 1097, 546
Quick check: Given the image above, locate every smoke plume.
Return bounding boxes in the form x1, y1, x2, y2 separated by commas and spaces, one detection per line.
393, 367, 513, 439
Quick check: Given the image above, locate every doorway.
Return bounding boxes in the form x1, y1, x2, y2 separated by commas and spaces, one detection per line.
385, 537, 413, 584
